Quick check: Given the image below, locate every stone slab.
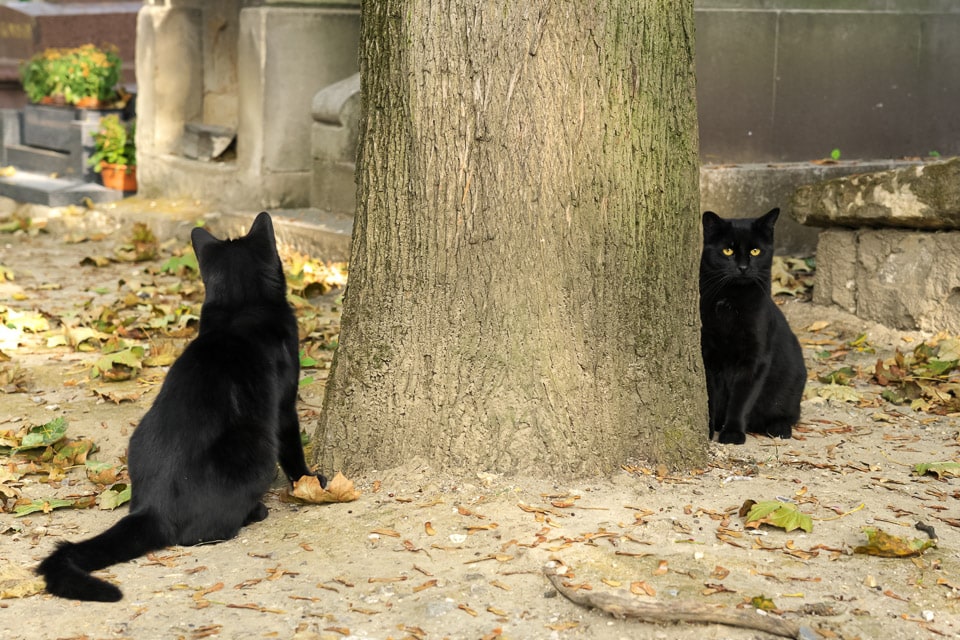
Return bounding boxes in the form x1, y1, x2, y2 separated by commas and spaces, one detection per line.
0, 170, 121, 206
793, 158, 960, 229
813, 227, 960, 332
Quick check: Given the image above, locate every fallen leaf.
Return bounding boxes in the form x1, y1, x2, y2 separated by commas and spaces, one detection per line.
854, 527, 936, 558
817, 383, 862, 403
913, 462, 960, 479
751, 594, 777, 611
284, 471, 360, 504
99, 483, 132, 510
85, 460, 121, 485
742, 500, 813, 533
11, 417, 67, 452
0, 562, 45, 599
630, 581, 656, 596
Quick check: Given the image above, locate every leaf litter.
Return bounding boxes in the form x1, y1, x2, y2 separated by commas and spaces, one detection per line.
1, 224, 959, 639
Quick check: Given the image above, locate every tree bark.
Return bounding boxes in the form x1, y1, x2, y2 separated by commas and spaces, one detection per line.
313, 1, 706, 476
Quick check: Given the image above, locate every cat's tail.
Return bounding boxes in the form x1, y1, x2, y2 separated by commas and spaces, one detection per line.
37, 510, 168, 602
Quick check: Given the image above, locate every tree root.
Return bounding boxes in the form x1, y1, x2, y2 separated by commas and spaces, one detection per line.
544, 561, 816, 639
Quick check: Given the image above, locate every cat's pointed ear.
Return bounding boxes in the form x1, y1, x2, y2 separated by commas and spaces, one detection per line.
248, 211, 276, 245
757, 208, 781, 227
753, 207, 780, 241
191, 226, 217, 257
702, 211, 723, 238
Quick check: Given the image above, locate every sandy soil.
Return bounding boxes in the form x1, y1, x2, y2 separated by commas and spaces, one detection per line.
2, 205, 960, 640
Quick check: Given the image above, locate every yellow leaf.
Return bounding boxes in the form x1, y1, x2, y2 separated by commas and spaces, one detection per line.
0, 562, 44, 599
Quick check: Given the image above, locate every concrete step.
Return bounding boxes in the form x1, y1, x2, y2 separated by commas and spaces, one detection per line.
0, 169, 121, 206
5, 143, 78, 178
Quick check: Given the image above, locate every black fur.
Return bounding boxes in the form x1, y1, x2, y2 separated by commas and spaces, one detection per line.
699, 208, 806, 444
37, 212, 325, 602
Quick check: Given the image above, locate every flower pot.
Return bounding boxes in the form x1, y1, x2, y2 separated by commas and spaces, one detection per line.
100, 163, 137, 192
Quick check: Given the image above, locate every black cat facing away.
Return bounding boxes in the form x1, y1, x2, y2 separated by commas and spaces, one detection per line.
699, 208, 806, 445
37, 212, 325, 602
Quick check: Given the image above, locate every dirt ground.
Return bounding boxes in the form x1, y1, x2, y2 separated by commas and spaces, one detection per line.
2, 203, 960, 640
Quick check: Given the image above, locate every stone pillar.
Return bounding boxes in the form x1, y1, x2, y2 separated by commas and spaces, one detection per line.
237, 5, 359, 206
135, 5, 203, 158
311, 73, 360, 214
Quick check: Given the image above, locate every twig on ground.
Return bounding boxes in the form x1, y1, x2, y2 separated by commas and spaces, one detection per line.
543, 561, 815, 640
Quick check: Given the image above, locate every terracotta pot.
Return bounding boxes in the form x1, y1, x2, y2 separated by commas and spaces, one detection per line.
100, 163, 137, 192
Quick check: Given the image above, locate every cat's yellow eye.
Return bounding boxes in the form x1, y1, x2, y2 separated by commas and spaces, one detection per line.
750, 248, 761, 256
721, 248, 734, 256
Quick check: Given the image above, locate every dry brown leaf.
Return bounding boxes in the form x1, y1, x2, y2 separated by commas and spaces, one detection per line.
630, 581, 656, 596
413, 579, 437, 593
285, 471, 360, 504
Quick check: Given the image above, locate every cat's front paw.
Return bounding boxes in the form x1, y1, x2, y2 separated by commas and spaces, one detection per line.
314, 472, 329, 489
717, 430, 746, 445
299, 470, 328, 489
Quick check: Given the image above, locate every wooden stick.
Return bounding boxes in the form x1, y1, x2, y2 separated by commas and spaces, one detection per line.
544, 562, 810, 639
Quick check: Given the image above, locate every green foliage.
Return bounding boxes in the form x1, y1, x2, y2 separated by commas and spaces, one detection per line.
817, 366, 856, 386
854, 527, 936, 557
99, 483, 131, 510
913, 462, 960, 479
88, 114, 136, 172
742, 500, 813, 533
830, 148, 841, 161
10, 417, 67, 453
19, 44, 122, 106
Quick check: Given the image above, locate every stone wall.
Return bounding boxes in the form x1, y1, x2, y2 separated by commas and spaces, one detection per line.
696, 0, 960, 164
135, 0, 360, 211
696, 0, 960, 253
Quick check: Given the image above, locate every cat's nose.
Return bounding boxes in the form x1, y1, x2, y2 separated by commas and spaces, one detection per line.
737, 264, 748, 274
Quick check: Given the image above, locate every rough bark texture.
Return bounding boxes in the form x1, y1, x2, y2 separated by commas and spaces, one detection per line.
313, 1, 706, 476
792, 158, 960, 229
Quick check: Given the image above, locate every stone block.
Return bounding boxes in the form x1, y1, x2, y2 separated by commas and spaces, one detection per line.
792, 158, 960, 229
241, 6, 360, 175
812, 229, 857, 313
813, 227, 960, 332
181, 122, 235, 161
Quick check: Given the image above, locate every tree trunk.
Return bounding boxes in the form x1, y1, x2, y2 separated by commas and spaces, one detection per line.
313, 1, 706, 476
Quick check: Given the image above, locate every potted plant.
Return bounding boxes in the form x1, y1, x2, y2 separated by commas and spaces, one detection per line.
19, 43, 125, 108
89, 114, 136, 192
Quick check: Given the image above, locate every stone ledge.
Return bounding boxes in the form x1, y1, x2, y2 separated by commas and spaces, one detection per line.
793, 157, 960, 229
